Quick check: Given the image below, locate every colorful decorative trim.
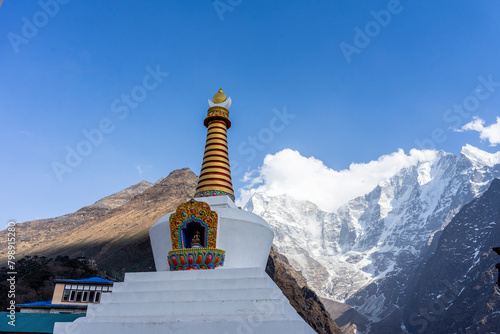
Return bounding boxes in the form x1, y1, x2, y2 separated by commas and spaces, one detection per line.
167, 248, 225, 271
169, 199, 219, 250
194, 190, 235, 202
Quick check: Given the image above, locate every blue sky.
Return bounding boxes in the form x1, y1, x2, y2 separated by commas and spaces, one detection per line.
1, 0, 500, 227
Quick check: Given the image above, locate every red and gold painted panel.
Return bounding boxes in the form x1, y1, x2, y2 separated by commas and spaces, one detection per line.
169, 198, 218, 250
168, 198, 225, 270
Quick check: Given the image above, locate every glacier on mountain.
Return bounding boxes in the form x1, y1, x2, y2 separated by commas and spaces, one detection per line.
241, 145, 500, 321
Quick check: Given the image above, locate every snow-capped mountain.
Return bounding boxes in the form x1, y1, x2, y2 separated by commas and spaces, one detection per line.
243, 145, 500, 323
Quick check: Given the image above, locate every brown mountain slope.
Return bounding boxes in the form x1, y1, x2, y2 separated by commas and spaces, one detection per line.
0, 168, 197, 276
321, 298, 369, 334
0, 168, 342, 333
91, 180, 153, 209
0, 179, 153, 261
267, 247, 343, 334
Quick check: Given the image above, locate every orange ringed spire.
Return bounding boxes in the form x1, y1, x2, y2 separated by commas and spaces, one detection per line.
194, 88, 235, 201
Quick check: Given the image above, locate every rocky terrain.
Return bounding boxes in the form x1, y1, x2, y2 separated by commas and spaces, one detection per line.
266, 247, 342, 334
321, 298, 369, 334
401, 178, 500, 333
0, 169, 194, 276
0, 180, 153, 264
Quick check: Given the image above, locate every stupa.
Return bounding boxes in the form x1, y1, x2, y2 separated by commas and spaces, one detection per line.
54, 89, 315, 333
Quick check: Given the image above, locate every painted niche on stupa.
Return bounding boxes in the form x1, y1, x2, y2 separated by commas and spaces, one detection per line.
167, 198, 225, 271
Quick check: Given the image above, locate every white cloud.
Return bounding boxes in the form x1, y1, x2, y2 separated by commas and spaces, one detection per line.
237, 148, 438, 212
458, 116, 500, 146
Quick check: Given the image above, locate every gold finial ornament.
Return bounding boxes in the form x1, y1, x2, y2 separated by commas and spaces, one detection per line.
212, 88, 227, 104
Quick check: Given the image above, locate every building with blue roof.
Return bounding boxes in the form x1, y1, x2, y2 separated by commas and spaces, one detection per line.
51, 277, 115, 284
0, 277, 116, 333
18, 277, 115, 315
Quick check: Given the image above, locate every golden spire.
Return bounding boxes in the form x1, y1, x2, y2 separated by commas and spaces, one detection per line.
194, 88, 234, 201
212, 88, 227, 104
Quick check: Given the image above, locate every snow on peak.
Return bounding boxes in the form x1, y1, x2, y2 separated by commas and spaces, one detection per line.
237, 148, 440, 212
417, 162, 433, 185
461, 144, 500, 167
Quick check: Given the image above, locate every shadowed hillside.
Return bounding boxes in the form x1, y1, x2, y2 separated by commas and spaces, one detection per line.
0, 168, 197, 278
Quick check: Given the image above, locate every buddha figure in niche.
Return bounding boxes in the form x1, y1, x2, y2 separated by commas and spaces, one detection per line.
191, 231, 203, 248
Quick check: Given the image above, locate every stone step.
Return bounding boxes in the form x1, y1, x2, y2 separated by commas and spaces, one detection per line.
124, 267, 266, 282
86, 299, 285, 317
75, 312, 299, 323
100, 287, 280, 303
54, 319, 317, 334
111, 276, 271, 293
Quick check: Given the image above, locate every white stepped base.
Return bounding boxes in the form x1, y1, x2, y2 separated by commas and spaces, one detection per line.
53, 268, 316, 334
123, 266, 266, 282
111, 276, 272, 293
54, 319, 314, 334
101, 287, 278, 303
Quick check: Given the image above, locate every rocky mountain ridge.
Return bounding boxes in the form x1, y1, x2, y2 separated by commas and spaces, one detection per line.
91, 180, 153, 209
401, 178, 500, 333
244, 145, 500, 331
0, 180, 153, 256
0, 169, 197, 275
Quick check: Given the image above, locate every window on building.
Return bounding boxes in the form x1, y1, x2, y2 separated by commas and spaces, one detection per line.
61, 284, 112, 303
95, 291, 101, 303
76, 291, 83, 302
62, 289, 70, 301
